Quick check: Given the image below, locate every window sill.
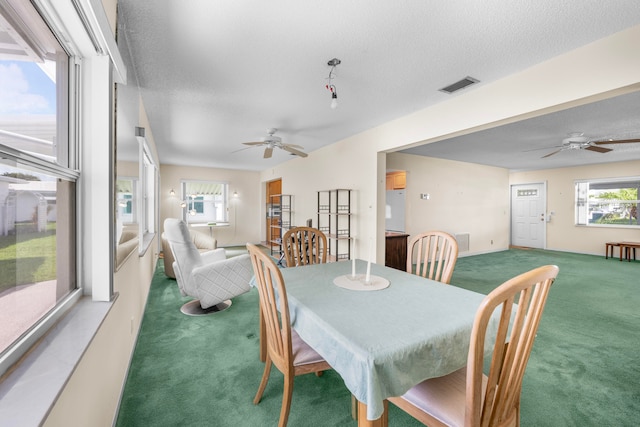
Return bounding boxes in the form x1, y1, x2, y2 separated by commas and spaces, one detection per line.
0, 294, 115, 426
139, 231, 156, 256
576, 223, 640, 229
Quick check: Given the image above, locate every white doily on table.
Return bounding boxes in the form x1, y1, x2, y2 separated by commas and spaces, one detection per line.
333, 274, 390, 291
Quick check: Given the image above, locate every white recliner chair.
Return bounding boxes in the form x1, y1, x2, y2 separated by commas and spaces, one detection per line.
163, 218, 252, 315
162, 228, 217, 279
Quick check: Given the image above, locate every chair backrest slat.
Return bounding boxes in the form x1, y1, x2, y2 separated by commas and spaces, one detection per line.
282, 226, 327, 267
467, 264, 558, 427
407, 231, 459, 284
247, 243, 292, 371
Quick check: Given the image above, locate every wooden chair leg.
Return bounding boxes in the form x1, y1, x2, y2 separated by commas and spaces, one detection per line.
279, 373, 294, 427
254, 356, 272, 404
351, 394, 358, 420
259, 308, 266, 362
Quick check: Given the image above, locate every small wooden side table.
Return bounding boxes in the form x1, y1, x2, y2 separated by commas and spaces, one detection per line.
605, 242, 620, 259
620, 242, 640, 262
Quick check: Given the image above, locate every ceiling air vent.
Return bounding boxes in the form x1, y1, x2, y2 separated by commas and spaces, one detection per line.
439, 76, 479, 94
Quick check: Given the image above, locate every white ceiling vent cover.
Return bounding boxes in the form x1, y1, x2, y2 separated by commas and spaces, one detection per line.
439, 77, 479, 94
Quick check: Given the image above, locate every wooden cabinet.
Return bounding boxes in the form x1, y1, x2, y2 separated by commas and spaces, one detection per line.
386, 171, 406, 190
385, 232, 409, 271
317, 189, 352, 262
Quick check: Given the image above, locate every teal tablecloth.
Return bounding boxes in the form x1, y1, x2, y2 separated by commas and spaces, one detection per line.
280, 260, 494, 421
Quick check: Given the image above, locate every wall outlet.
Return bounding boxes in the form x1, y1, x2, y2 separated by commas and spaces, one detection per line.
420, 193, 430, 200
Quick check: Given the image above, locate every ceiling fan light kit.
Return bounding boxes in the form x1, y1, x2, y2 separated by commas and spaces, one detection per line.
240, 128, 308, 159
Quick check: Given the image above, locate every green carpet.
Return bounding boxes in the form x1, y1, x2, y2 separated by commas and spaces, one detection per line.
116, 249, 640, 426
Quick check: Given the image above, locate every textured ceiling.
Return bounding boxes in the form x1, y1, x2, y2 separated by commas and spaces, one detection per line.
400, 91, 640, 171
116, 1, 640, 171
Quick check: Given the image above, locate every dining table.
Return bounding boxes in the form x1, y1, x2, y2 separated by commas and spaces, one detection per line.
277, 259, 500, 427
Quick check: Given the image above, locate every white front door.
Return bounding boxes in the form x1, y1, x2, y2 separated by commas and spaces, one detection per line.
511, 183, 546, 249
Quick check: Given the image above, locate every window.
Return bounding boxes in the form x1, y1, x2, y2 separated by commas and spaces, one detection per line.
192, 196, 205, 214
137, 128, 158, 253
0, 1, 77, 371
575, 177, 640, 227
181, 180, 229, 224
116, 177, 137, 222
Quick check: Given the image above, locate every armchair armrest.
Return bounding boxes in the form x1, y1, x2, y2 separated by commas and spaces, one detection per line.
200, 248, 227, 264
191, 254, 253, 309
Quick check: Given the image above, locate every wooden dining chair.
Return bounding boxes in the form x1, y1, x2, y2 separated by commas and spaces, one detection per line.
247, 243, 331, 427
407, 231, 459, 284
282, 226, 327, 267
388, 264, 559, 427
260, 227, 326, 360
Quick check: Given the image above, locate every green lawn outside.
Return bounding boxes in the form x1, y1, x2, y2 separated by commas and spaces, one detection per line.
594, 213, 639, 225
0, 223, 57, 294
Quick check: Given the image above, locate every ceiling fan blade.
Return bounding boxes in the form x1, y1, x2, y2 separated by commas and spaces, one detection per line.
243, 141, 264, 146
585, 145, 612, 154
231, 146, 253, 154
523, 145, 563, 153
592, 138, 640, 145
542, 149, 563, 158
263, 147, 273, 158
282, 145, 308, 157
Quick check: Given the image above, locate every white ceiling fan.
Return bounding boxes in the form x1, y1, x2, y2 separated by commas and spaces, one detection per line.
240, 128, 308, 159
541, 132, 640, 158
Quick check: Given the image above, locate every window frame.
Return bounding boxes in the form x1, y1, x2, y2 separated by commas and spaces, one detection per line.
136, 127, 158, 255
0, 0, 129, 423
181, 180, 230, 225
116, 176, 137, 220
0, 0, 81, 377
575, 176, 640, 228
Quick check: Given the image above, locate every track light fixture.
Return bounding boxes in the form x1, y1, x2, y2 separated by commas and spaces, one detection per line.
326, 58, 341, 109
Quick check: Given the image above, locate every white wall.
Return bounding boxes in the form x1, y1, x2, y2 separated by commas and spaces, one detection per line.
260, 133, 379, 259
44, 1, 159, 421
159, 165, 262, 246
510, 160, 640, 255
387, 153, 511, 255
44, 246, 156, 426
45, 103, 159, 426
117, 160, 138, 177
